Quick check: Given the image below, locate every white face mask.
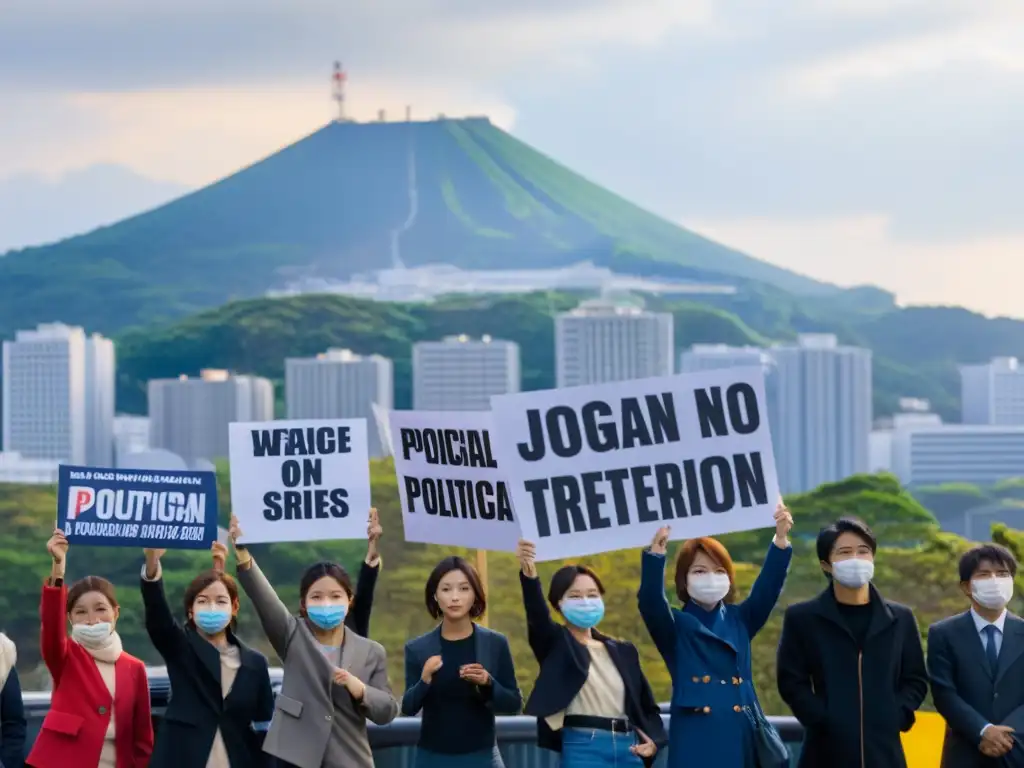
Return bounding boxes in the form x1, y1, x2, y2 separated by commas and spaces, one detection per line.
72, 622, 113, 648
972, 577, 1014, 610
687, 573, 731, 605
831, 558, 874, 588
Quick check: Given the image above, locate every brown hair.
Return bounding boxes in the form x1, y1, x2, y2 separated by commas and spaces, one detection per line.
674, 537, 737, 604
183, 569, 240, 631
67, 576, 119, 614
425, 556, 487, 620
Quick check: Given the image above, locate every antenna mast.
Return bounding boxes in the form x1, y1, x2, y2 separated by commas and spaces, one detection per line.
332, 61, 347, 122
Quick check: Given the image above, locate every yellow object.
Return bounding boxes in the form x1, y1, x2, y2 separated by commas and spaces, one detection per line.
901, 711, 946, 767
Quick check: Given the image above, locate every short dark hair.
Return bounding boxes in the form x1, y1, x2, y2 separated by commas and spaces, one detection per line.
67, 576, 118, 614
298, 562, 354, 606
183, 569, 240, 632
816, 517, 878, 563
424, 556, 487, 620
547, 564, 605, 612
674, 537, 737, 604
958, 544, 1018, 583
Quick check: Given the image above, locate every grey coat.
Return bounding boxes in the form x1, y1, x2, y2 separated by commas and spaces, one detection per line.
237, 559, 399, 768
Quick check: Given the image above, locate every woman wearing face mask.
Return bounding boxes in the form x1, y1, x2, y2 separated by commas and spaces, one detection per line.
402, 556, 522, 768
27, 528, 153, 768
516, 540, 666, 768
141, 541, 275, 767
227, 515, 398, 768
638, 502, 793, 768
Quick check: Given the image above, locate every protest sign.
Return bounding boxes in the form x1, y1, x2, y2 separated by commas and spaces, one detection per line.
228, 419, 372, 544
57, 465, 218, 549
489, 367, 780, 561
385, 409, 520, 552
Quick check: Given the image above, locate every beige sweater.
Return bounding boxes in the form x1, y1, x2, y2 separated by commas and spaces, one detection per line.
545, 639, 628, 731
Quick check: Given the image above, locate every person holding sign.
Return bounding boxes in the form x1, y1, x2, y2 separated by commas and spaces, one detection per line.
227, 515, 398, 768
516, 540, 667, 767
27, 529, 154, 768
401, 556, 522, 768
140, 541, 276, 768
638, 502, 793, 768
346, 508, 384, 639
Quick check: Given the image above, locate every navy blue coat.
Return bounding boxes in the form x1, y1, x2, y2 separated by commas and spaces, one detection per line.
1, 662, 26, 768
639, 542, 792, 768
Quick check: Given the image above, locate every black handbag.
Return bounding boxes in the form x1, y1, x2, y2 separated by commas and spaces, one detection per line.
745, 700, 790, 768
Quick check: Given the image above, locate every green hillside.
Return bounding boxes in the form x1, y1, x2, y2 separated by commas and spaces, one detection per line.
0, 117, 832, 342
1, 468, 1020, 717
110, 291, 1024, 422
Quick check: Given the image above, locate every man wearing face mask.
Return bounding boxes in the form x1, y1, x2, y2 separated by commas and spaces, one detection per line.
777, 517, 928, 768
928, 544, 1024, 767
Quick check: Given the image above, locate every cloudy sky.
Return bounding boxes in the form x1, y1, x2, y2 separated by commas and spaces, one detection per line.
1, 0, 1022, 316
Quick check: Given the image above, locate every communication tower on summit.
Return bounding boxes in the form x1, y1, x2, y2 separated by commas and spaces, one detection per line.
331, 61, 347, 122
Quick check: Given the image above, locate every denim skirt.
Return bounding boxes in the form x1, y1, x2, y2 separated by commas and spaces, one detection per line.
561, 727, 645, 768
414, 745, 505, 768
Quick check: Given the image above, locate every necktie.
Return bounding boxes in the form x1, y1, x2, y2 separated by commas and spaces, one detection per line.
984, 624, 1000, 674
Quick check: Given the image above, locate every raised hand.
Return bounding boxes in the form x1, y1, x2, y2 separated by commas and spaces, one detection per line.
516, 539, 537, 578
650, 526, 670, 556
228, 515, 252, 566
773, 500, 793, 548
365, 508, 382, 566
211, 541, 228, 572
47, 528, 69, 564
143, 548, 166, 579
421, 655, 443, 684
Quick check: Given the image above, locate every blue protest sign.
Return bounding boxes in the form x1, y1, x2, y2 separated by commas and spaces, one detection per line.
57, 465, 218, 549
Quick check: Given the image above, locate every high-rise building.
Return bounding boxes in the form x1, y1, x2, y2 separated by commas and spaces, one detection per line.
412, 335, 520, 411
555, 298, 674, 388
2, 323, 115, 465
148, 369, 274, 463
771, 334, 873, 494
959, 357, 1024, 425
113, 415, 151, 466
286, 349, 393, 457
679, 344, 772, 374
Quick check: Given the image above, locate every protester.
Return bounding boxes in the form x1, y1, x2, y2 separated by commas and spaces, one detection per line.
228, 515, 398, 768
639, 502, 793, 768
344, 508, 384, 638
0, 632, 26, 768
141, 541, 275, 768
928, 543, 1024, 766
516, 539, 666, 768
27, 528, 153, 768
402, 556, 522, 768
777, 517, 928, 768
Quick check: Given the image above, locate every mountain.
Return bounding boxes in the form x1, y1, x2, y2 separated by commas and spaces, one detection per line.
110, 290, 1024, 422
0, 117, 832, 341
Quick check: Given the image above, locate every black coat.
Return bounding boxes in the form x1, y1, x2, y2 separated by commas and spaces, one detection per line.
777, 586, 929, 768
1, 665, 26, 768
520, 572, 668, 767
141, 574, 275, 768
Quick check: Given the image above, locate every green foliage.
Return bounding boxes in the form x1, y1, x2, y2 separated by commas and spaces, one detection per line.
0, 466, 1011, 716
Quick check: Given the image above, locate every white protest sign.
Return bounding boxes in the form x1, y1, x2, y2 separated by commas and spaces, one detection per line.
228, 419, 372, 544
489, 367, 780, 561
386, 409, 520, 552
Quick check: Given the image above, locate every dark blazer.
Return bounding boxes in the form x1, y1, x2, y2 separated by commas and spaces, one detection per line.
519, 572, 667, 767
402, 623, 522, 717
1, 634, 25, 768
141, 573, 275, 768
777, 585, 929, 768
929, 611, 1024, 768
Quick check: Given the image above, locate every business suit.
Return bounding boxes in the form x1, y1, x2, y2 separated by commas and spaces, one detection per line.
237, 558, 399, 768
640, 542, 792, 768
929, 610, 1024, 767
27, 583, 153, 768
140, 572, 275, 768
1, 633, 26, 768
519, 571, 667, 768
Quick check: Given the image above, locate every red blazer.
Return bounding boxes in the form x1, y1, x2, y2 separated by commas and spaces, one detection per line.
27, 583, 153, 768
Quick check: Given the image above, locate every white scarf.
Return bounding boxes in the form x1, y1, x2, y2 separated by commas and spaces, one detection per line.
73, 629, 124, 664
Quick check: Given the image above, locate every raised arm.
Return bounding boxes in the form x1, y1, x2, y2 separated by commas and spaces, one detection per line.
40, 529, 70, 682
230, 516, 297, 660
637, 527, 678, 670
737, 502, 794, 637
896, 609, 927, 731
517, 539, 560, 661
139, 549, 188, 659
776, 607, 828, 729
927, 623, 986, 742
347, 508, 382, 637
